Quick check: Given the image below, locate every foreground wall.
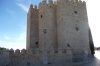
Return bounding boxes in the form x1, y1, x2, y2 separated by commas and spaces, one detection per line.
0, 48, 90, 66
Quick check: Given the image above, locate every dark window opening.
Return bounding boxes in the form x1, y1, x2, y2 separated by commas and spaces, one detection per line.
48, 63, 51, 64
74, 11, 77, 14
41, 15, 42, 18
67, 43, 70, 47
36, 42, 38, 45
27, 62, 30, 65
43, 29, 47, 34
76, 27, 79, 31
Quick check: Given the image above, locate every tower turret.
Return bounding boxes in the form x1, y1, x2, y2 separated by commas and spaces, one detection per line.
26, 4, 39, 50
39, 0, 57, 49
30, 4, 33, 8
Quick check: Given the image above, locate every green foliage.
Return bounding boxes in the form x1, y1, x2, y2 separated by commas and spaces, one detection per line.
0, 47, 5, 50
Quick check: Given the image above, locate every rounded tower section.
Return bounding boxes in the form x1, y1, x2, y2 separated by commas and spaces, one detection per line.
39, 0, 57, 49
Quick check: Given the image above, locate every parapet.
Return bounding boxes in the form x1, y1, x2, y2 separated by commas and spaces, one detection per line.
1, 47, 87, 58
38, 0, 54, 9
0, 47, 73, 56
15, 49, 20, 55
38, 0, 86, 10
25, 47, 73, 56
28, 4, 38, 13
56, 0, 86, 6
21, 49, 26, 55
9, 48, 14, 55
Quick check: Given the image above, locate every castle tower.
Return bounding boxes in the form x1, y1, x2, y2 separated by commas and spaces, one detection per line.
39, 0, 57, 49
26, 4, 39, 50
56, 0, 90, 54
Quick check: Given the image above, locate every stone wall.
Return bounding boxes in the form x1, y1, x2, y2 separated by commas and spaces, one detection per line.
0, 48, 91, 66
56, 0, 90, 55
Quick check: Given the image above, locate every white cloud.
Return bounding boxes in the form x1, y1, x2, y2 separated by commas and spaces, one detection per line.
0, 41, 26, 50
4, 35, 11, 40
18, 32, 26, 40
16, 3, 29, 12
6, 8, 16, 18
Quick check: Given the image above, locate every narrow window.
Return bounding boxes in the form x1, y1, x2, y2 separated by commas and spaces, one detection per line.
43, 29, 47, 34
74, 11, 77, 14
36, 42, 38, 45
67, 43, 70, 47
76, 27, 78, 31
41, 15, 42, 18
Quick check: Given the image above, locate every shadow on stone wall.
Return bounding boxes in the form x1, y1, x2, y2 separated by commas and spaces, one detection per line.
89, 28, 95, 55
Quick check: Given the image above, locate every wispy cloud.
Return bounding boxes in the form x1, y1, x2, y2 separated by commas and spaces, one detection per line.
6, 8, 16, 18
4, 35, 11, 40
18, 32, 26, 40
0, 41, 26, 50
16, 3, 28, 12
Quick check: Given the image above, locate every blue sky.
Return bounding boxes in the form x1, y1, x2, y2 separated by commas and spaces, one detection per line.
0, 0, 100, 50
0, 0, 42, 50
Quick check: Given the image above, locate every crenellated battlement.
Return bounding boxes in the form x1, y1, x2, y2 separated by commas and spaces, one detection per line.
38, 0, 86, 9
38, 0, 55, 9
0, 47, 73, 56
28, 4, 38, 13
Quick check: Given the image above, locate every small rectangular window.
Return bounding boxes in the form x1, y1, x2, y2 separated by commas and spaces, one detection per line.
74, 11, 77, 14
41, 15, 42, 18
76, 27, 79, 31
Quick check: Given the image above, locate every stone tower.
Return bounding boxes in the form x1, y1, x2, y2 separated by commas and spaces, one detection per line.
56, 0, 90, 54
26, 4, 39, 50
26, 0, 91, 54
39, 0, 57, 49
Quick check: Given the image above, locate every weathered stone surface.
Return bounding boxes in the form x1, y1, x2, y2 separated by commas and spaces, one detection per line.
0, 0, 93, 66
